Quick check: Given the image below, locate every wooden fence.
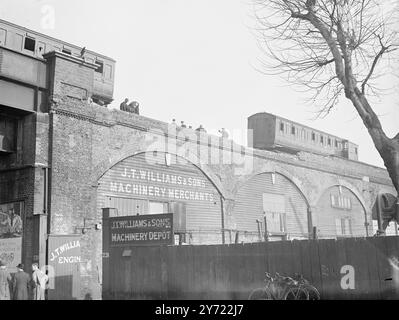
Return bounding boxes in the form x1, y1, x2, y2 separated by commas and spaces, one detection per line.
102, 236, 399, 300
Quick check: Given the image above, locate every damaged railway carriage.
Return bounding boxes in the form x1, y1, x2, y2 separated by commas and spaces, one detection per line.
0, 18, 396, 300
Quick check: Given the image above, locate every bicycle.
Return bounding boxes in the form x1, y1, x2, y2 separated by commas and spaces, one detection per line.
248, 272, 319, 300
292, 273, 320, 300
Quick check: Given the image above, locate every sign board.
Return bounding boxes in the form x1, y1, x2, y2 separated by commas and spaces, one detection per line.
0, 201, 23, 272
0, 238, 22, 272
109, 213, 173, 247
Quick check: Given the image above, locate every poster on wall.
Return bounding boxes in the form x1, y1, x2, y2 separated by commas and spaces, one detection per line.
0, 238, 22, 272
0, 201, 23, 272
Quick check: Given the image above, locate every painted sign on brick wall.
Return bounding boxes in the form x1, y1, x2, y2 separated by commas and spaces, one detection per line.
47, 235, 81, 300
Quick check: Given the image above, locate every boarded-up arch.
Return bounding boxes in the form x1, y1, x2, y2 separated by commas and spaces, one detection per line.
233, 172, 310, 242
315, 185, 368, 238
97, 151, 224, 245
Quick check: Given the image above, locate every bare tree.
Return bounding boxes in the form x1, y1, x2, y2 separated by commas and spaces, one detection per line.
253, 0, 399, 229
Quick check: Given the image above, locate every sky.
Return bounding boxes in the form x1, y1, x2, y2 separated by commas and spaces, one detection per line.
1, 0, 398, 168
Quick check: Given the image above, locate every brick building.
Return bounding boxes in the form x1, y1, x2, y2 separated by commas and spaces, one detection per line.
0, 19, 396, 300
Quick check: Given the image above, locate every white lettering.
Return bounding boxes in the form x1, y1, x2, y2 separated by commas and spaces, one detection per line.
340, 265, 355, 290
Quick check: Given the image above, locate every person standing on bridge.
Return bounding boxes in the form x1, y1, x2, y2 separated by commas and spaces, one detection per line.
120, 98, 129, 112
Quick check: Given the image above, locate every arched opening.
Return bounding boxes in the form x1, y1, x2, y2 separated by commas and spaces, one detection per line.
372, 193, 398, 236
97, 151, 224, 245
233, 172, 310, 242
315, 185, 368, 238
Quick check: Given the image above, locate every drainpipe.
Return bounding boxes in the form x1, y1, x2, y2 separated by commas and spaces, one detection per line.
220, 196, 225, 245
307, 206, 313, 240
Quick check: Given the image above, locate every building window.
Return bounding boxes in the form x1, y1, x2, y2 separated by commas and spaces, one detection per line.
311, 132, 316, 141
291, 126, 296, 135
24, 37, 36, 52
335, 140, 338, 148
355, 148, 358, 155
320, 136, 324, 145
336, 218, 352, 237
0, 117, 17, 152
331, 194, 352, 210
328, 138, 331, 146
280, 122, 284, 133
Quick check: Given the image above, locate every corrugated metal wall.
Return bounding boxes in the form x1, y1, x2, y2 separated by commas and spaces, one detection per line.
97, 152, 222, 245
233, 173, 309, 240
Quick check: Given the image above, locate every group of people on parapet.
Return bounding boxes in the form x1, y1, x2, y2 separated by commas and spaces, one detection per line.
0, 261, 48, 300
120, 98, 140, 115
118, 99, 230, 139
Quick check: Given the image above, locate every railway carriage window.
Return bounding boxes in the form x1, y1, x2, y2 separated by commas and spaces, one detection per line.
62, 47, 72, 55
24, 37, 36, 52
95, 60, 104, 74
37, 41, 46, 55
0, 29, 6, 45
105, 64, 112, 79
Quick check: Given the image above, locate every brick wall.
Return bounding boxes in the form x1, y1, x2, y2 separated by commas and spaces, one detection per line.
46, 97, 395, 299
41, 53, 396, 299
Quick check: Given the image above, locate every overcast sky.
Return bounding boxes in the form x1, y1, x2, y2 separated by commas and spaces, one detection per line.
1, 0, 398, 168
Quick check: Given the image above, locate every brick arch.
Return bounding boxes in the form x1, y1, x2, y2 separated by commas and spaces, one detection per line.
315, 179, 369, 215
91, 148, 231, 200
314, 180, 371, 237
236, 164, 311, 208
232, 165, 312, 237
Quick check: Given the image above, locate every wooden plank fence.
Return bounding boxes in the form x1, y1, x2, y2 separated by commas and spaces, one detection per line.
102, 236, 399, 300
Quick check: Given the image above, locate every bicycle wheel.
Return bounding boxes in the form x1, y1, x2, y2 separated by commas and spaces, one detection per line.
303, 285, 320, 300
248, 288, 273, 300
283, 287, 308, 300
